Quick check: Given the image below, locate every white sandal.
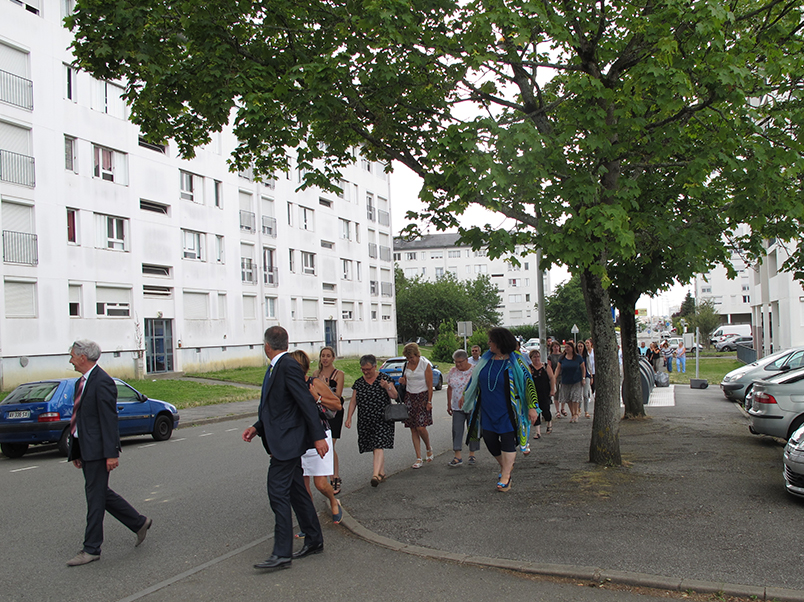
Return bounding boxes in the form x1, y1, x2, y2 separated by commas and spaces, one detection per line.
412, 458, 423, 469
426, 449, 434, 462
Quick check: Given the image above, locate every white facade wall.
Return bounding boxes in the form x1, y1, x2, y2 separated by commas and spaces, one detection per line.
394, 234, 552, 328
693, 257, 753, 324
0, 0, 396, 389
751, 239, 804, 355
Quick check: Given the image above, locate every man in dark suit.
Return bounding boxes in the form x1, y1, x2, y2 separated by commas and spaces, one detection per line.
66, 340, 151, 566
243, 326, 328, 570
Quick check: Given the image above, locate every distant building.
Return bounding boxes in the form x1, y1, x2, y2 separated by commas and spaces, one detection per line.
393, 233, 552, 328
0, 0, 396, 389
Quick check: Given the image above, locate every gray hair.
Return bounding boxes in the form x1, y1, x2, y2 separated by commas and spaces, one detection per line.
359, 354, 377, 367
453, 349, 468, 361
71, 340, 101, 362
263, 326, 289, 351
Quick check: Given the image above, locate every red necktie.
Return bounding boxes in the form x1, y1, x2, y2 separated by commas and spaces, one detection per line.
69, 376, 85, 436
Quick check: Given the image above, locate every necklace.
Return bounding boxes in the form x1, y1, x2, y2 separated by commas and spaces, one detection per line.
487, 357, 506, 390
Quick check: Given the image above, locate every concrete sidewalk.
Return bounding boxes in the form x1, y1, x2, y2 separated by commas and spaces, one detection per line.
173, 383, 804, 601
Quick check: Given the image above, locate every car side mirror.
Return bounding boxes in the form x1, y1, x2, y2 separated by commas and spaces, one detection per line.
780, 365, 791, 372
139, 393, 149, 401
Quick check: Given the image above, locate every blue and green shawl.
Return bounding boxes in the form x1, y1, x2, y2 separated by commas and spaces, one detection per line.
462, 350, 539, 449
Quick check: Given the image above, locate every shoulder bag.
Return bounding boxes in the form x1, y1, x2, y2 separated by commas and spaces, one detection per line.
385, 370, 409, 422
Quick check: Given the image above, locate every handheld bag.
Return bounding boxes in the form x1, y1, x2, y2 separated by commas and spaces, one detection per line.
384, 401, 409, 422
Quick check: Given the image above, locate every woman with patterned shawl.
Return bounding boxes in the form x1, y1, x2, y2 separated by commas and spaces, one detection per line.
461, 327, 539, 492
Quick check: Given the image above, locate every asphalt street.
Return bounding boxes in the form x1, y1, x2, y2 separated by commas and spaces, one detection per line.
3, 384, 804, 602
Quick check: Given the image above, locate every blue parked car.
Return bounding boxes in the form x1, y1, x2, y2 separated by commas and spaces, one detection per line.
379, 357, 443, 391
0, 378, 180, 459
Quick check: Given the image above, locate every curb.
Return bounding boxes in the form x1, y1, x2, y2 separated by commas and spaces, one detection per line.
337, 506, 804, 602
177, 411, 257, 430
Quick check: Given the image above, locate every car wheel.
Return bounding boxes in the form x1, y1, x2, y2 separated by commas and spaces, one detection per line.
435, 375, 443, 391
1, 442, 29, 459
152, 414, 173, 441
57, 427, 70, 457
787, 416, 804, 441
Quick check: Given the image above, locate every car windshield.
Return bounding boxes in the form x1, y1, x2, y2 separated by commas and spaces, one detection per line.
1, 382, 60, 405
382, 360, 406, 371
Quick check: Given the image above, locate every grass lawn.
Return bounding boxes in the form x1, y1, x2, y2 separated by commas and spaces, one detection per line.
667, 356, 742, 385
189, 358, 367, 389
126, 379, 258, 410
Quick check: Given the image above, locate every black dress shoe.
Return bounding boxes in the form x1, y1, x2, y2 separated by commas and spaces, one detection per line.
254, 555, 292, 570
292, 542, 324, 559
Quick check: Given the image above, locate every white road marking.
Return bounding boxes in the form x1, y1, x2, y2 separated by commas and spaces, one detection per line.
138, 443, 157, 449
172, 438, 186, 442
225, 428, 238, 432
10, 466, 38, 473
199, 433, 213, 437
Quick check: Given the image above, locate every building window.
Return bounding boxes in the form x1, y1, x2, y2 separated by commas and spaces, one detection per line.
371, 303, 379, 321
65, 64, 77, 101
342, 259, 353, 280
302, 251, 316, 275
701, 286, 712, 294
243, 295, 257, 319
68, 284, 81, 317
138, 136, 166, 153
180, 170, 199, 202
288, 249, 295, 273
405, 252, 417, 260
340, 219, 351, 240
342, 301, 354, 320
265, 296, 277, 318
92, 145, 127, 183
91, 79, 126, 117
743, 295, 750, 303
435, 266, 444, 278
303, 298, 318, 320
4, 279, 36, 317
215, 235, 225, 263
509, 278, 521, 287
241, 243, 256, 283
65, 136, 77, 172
287, 201, 293, 226
96, 286, 131, 317
448, 250, 461, 258
183, 291, 209, 320
430, 251, 443, 259
393, 252, 401, 261
142, 263, 171, 277
182, 229, 204, 260
66, 209, 77, 243
214, 180, 223, 208
94, 214, 127, 251
319, 197, 333, 208
299, 206, 314, 231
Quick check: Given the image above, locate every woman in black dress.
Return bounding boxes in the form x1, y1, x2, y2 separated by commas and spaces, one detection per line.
528, 349, 555, 437
344, 355, 398, 487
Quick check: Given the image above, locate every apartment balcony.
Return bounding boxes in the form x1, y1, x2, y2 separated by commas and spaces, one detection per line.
368, 242, 378, 259
370, 280, 378, 296
239, 210, 256, 233
381, 281, 393, 297
3, 230, 38, 265
264, 266, 278, 287
0, 149, 35, 187
366, 205, 376, 222
262, 215, 277, 237
240, 258, 257, 283
0, 70, 33, 110
378, 209, 390, 227
379, 245, 391, 262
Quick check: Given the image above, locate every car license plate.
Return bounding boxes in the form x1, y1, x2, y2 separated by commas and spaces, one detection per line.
6, 410, 30, 419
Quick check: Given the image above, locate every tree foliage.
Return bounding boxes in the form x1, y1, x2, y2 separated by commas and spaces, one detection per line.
431, 320, 462, 363
690, 299, 723, 349
394, 268, 501, 343
68, 0, 804, 465
543, 275, 591, 342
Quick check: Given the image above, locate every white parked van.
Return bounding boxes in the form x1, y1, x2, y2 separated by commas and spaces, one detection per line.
710, 324, 752, 345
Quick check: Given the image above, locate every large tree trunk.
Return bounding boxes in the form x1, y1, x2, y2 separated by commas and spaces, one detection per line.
618, 295, 647, 419
581, 268, 622, 466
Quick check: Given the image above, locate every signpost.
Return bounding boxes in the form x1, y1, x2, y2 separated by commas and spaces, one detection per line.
571, 323, 579, 344
457, 321, 473, 351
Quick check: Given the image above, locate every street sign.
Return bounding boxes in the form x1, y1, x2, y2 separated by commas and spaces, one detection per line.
571, 324, 579, 333
457, 321, 473, 337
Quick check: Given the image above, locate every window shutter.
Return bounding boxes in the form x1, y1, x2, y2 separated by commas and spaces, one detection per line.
4, 280, 36, 316
183, 292, 209, 319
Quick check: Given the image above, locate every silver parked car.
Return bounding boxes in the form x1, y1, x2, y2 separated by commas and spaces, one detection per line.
720, 346, 804, 403
715, 335, 753, 352
748, 366, 804, 441
784, 424, 804, 498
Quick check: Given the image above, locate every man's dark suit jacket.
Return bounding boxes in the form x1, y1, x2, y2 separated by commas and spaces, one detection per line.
68, 366, 121, 462
253, 353, 326, 460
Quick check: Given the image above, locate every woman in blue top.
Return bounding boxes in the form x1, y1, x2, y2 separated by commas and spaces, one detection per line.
554, 341, 587, 423
462, 327, 539, 492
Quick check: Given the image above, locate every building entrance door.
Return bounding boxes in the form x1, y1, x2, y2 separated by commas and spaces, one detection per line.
145, 318, 174, 373
324, 320, 337, 356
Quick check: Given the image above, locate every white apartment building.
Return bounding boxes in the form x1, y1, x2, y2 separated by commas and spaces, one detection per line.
694, 253, 753, 326
0, 0, 396, 389
750, 239, 804, 355
393, 233, 552, 327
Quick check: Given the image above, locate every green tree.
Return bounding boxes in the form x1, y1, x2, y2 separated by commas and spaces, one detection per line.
431, 320, 461, 363
690, 299, 723, 350
395, 268, 500, 343
69, 0, 804, 465
543, 275, 591, 342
